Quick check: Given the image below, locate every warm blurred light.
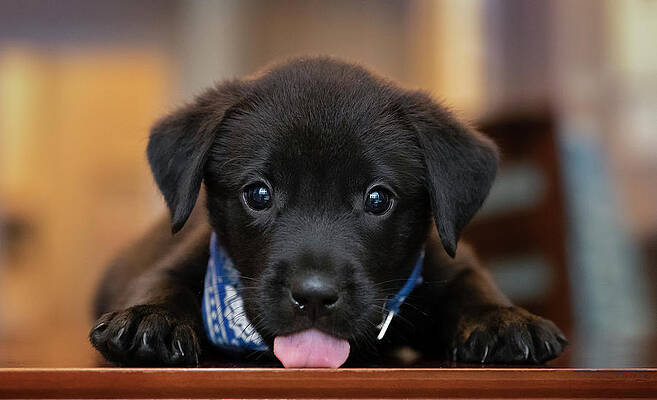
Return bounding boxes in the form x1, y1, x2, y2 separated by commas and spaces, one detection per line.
0, 47, 48, 202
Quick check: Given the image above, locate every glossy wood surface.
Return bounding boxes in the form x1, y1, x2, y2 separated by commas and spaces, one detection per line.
1, 368, 657, 399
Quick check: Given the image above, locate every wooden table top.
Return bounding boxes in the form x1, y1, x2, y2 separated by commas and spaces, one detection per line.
2, 324, 657, 399
1, 367, 656, 399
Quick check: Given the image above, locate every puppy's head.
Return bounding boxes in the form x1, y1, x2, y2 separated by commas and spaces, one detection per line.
147, 57, 497, 364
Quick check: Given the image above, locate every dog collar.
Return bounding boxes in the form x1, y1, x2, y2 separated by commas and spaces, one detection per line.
376, 249, 424, 340
201, 233, 424, 352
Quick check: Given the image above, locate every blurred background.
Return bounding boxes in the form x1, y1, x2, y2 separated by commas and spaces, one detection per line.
0, 0, 656, 368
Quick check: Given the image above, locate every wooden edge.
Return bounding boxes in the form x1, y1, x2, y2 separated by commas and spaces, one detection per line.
1, 368, 657, 399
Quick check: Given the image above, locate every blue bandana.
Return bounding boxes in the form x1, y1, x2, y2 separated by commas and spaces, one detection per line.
202, 232, 424, 352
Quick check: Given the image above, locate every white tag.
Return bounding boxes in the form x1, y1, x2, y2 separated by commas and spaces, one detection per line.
376, 310, 395, 340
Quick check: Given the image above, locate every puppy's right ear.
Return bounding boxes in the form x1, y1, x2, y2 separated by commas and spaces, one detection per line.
147, 81, 246, 233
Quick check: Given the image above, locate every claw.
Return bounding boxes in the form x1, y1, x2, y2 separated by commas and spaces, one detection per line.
142, 332, 149, 347
94, 322, 107, 331
544, 340, 552, 354
115, 327, 125, 341
176, 340, 185, 357
481, 345, 489, 363
523, 344, 530, 360
452, 347, 458, 362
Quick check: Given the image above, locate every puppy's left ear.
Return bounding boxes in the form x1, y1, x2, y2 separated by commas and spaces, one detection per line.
401, 91, 498, 257
147, 81, 246, 233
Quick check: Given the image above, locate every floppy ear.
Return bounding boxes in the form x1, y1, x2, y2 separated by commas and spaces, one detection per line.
147, 81, 246, 233
401, 91, 498, 257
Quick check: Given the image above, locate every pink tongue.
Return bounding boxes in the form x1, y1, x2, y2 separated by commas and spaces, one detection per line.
274, 329, 350, 368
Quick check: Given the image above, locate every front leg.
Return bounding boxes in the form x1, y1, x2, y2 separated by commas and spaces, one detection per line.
425, 237, 567, 364
89, 212, 210, 366
447, 267, 567, 364
89, 281, 203, 366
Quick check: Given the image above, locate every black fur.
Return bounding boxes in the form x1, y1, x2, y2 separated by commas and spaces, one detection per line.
90, 57, 566, 366
147, 81, 248, 232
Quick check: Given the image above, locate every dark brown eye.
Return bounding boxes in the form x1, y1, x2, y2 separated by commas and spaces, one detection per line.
364, 187, 392, 215
243, 183, 272, 210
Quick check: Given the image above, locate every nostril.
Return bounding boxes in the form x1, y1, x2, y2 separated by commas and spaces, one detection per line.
322, 295, 339, 308
288, 290, 307, 310
296, 296, 308, 309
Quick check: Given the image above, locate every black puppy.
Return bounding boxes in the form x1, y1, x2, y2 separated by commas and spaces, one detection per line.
90, 57, 566, 367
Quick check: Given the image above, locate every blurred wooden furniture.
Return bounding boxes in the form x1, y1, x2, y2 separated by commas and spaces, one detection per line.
464, 113, 572, 333
1, 368, 656, 399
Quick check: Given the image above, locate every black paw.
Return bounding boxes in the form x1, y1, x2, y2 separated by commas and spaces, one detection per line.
89, 304, 200, 366
451, 306, 567, 364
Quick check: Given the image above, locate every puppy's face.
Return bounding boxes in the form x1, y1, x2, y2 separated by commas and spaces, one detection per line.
147, 58, 498, 353
204, 80, 430, 343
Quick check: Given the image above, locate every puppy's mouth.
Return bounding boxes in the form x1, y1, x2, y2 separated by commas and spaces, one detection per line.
273, 329, 350, 368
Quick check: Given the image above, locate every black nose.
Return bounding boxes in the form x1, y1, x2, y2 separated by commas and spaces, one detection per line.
289, 274, 340, 319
